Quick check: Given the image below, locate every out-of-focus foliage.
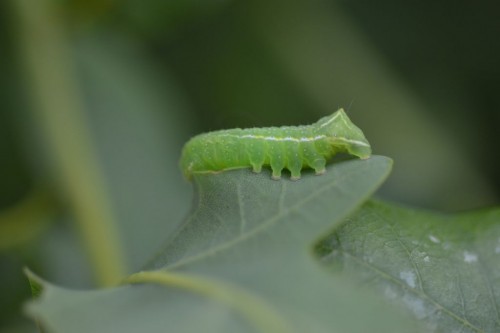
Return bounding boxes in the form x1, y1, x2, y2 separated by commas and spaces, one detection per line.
0, 0, 499, 331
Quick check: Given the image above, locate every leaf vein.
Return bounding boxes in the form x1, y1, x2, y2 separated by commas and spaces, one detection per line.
339, 249, 485, 332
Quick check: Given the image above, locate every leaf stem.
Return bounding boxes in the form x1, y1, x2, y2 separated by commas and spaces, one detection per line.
123, 270, 292, 333
11, 0, 127, 286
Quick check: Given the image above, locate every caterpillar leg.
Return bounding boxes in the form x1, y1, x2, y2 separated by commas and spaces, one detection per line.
290, 171, 301, 181
311, 158, 326, 175
251, 163, 262, 173
247, 141, 265, 174
288, 163, 302, 180
270, 154, 285, 180
269, 141, 286, 180
315, 168, 326, 175
271, 168, 283, 180
301, 142, 326, 176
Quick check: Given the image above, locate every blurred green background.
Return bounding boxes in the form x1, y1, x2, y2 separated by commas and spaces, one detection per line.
1, 0, 499, 331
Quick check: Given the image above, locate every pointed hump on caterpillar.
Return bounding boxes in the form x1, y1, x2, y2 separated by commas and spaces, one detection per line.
180, 108, 372, 181
314, 109, 371, 159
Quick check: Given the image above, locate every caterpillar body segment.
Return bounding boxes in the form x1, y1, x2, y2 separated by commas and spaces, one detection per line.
180, 109, 371, 180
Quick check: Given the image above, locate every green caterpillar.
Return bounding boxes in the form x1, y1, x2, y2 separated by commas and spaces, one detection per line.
180, 108, 371, 180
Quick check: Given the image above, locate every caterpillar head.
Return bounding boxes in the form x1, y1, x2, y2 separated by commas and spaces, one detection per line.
315, 109, 372, 159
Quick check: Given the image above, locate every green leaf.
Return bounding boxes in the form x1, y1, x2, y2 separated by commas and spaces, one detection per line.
318, 200, 500, 332
25, 269, 44, 299
24, 156, 421, 332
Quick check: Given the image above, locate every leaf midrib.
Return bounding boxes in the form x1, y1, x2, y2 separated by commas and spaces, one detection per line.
164, 168, 365, 271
